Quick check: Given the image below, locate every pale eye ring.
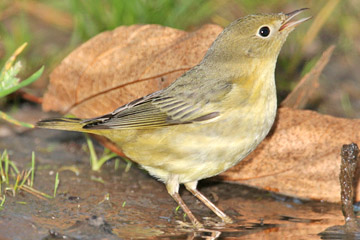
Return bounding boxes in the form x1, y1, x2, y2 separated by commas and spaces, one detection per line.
257, 26, 271, 38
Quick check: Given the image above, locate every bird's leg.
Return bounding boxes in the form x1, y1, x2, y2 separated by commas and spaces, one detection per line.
166, 176, 203, 228
185, 181, 233, 224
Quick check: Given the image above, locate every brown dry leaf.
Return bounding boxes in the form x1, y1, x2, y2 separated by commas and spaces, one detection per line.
43, 24, 223, 117
281, 45, 335, 109
219, 107, 360, 203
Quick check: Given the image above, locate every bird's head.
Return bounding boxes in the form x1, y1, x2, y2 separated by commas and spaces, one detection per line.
203, 8, 311, 63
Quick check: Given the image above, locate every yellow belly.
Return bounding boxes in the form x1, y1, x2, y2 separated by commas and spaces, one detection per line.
101, 93, 276, 184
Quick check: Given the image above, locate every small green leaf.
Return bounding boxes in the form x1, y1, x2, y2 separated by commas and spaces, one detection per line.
0, 65, 44, 98
0, 61, 22, 90
53, 172, 60, 198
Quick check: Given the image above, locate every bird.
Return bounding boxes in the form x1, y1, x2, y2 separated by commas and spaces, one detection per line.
37, 8, 310, 228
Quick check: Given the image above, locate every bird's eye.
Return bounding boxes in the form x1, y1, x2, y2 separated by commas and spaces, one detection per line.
258, 26, 270, 37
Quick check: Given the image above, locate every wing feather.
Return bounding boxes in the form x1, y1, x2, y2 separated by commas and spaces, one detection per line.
83, 76, 233, 130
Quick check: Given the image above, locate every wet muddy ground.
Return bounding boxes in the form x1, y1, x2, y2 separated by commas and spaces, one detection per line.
0, 107, 352, 239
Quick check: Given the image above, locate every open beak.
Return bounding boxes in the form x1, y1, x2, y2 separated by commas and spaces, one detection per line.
279, 8, 311, 31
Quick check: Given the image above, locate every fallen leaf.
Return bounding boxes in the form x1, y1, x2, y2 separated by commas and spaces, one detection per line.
43, 24, 223, 117
219, 107, 360, 203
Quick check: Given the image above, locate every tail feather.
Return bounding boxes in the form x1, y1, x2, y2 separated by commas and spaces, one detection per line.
36, 118, 86, 132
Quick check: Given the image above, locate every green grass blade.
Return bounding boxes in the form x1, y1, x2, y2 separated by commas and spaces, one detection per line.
114, 158, 120, 170
53, 172, 59, 198
31, 151, 35, 187
4, 151, 9, 184
19, 170, 32, 189
96, 152, 117, 170
13, 174, 21, 194
21, 185, 53, 199
0, 150, 4, 182
0, 195, 6, 209
0, 111, 34, 128
124, 158, 132, 173
85, 134, 99, 171
8, 159, 19, 175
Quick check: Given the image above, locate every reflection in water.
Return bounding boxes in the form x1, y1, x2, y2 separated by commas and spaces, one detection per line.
187, 229, 221, 240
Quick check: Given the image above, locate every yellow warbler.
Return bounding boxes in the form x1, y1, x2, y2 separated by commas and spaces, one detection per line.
37, 9, 310, 228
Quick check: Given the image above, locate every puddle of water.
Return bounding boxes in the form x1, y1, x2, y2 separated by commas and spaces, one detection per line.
0, 127, 355, 239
